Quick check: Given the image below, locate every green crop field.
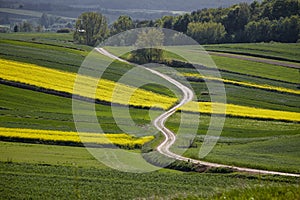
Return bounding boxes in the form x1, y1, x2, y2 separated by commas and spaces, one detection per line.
0, 32, 300, 199
204, 43, 300, 63
0, 8, 76, 20
1, 160, 298, 199
164, 45, 300, 84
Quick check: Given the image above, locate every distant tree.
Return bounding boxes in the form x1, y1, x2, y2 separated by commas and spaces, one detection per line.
245, 15, 300, 43
135, 20, 152, 28
120, 0, 300, 44
260, 0, 299, 20
160, 16, 174, 29
221, 3, 250, 35
187, 22, 226, 44
249, 0, 261, 21
110, 15, 133, 35
40, 13, 50, 28
74, 12, 109, 46
13, 25, 19, 32
173, 14, 191, 33
271, 0, 300, 20
19, 21, 33, 32
49, 16, 55, 26
148, 20, 155, 27
36, 25, 43, 32
66, 22, 73, 29
277, 15, 300, 42
245, 18, 273, 42
129, 29, 165, 64
191, 8, 215, 23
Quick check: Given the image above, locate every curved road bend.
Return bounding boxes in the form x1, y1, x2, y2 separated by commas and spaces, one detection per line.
96, 48, 300, 177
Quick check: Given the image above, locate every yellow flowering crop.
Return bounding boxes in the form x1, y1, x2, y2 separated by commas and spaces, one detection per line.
0, 58, 177, 109
183, 73, 300, 95
1, 59, 299, 122
181, 102, 300, 122
0, 127, 154, 148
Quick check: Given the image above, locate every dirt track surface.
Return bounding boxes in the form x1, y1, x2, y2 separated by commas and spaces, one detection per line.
97, 47, 300, 177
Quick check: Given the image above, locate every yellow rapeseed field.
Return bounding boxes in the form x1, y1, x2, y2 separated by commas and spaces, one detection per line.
0, 127, 154, 148
183, 73, 300, 95
1, 58, 299, 122
180, 102, 300, 122
0, 58, 176, 109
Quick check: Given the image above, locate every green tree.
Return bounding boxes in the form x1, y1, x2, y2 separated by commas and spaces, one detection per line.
110, 15, 133, 36
13, 25, 19, 32
36, 25, 43, 32
249, 1, 262, 21
130, 29, 165, 64
19, 21, 33, 32
173, 14, 191, 33
187, 22, 226, 44
260, 0, 300, 20
271, 0, 300, 20
74, 12, 109, 46
40, 13, 50, 28
278, 15, 300, 42
245, 15, 300, 43
221, 3, 250, 34
161, 16, 174, 29
135, 20, 154, 28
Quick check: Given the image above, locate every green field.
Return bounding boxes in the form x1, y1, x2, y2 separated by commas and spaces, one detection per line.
1, 142, 299, 199
0, 8, 76, 20
204, 43, 300, 63
1, 32, 300, 199
150, 61, 300, 113
164, 46, 300, 84
1, 161, 298, 199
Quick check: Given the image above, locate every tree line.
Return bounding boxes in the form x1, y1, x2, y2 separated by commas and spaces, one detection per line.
12, 13, 73, 33
74, 0, 300, 46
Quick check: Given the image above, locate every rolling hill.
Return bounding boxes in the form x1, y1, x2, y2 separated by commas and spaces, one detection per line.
0, 32, 299, 199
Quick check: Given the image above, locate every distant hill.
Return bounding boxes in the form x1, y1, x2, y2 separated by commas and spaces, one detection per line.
3, 0, 259, 11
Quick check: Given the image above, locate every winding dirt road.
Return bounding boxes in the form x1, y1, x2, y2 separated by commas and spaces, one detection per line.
96, 48, 300, 177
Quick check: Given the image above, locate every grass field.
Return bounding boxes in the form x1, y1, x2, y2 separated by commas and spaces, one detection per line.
183, 73, 300, 95
0, 58, 177, 109
0, 8, 76, 20
2, 57, 298, 120
155, 48, 300, 113
0, 32, 300, 199
164, 46, 300, 84
166, 111, 300, 173
0, 84, 161, 134
0, 36, 90, 73
0, 142, 299, 199
204, 42, 300, 63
